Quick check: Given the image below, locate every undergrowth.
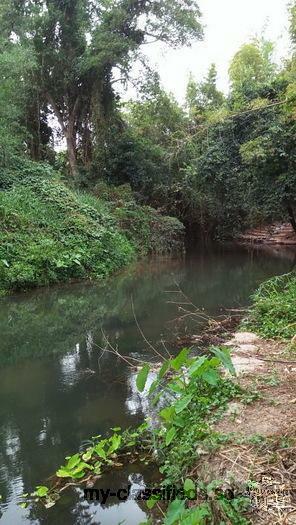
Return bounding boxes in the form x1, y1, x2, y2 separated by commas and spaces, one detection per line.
245, 272, 296, 339
0, 172, 184, 294
92, 182, 185, 255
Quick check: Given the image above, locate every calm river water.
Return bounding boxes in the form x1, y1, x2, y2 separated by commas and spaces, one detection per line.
0, 244, 295, 524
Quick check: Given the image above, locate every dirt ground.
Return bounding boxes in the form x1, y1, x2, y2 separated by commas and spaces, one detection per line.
192, 332, 296, 524
238, 223, 296, 246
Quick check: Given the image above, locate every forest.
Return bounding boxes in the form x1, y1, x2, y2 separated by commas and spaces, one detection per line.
0, 0, 295, 295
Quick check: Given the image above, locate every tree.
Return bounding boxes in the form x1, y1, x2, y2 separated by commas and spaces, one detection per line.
1, 0, 203, 177
186, 64, 224, 123
75, 66, 189, 190
229, 39, 276, 104
0, 38, 35, 170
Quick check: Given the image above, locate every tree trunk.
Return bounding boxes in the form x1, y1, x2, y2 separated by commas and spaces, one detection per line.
287, 205, 296, 234
46, 92, 79, 178
81, 125, 92, 166
65, 130, 78, 178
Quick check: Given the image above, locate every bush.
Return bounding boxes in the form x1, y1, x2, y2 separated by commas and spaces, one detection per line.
93, 182, 185, 255
0, 158, 57, 190
246, 272, 296, 339
0, 179, 134, 294
0, 178, 184, 294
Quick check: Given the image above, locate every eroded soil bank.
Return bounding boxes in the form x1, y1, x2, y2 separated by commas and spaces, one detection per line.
194, 331, 296, 524
238, 223, 296, 246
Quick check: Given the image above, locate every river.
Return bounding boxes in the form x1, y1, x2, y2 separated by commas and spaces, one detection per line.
0, 244, 295, 524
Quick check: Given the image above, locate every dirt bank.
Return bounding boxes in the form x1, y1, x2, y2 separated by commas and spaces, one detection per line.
238, 223, 296, 246
193, 332, 296, 524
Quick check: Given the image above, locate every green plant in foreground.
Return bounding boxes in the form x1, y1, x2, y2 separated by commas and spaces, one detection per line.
27, 347, 253, 523
138, 347, 240, 481
136, 347, 253, 524
20, 424, 150, 509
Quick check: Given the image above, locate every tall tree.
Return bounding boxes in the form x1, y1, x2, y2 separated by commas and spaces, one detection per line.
0, 38, 35, 171
1, 0, 203, 177
229, 39, 276, 104
186, 64, 224, 120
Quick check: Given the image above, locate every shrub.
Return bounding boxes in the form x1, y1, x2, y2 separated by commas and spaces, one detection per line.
0, 178, 184, 294
246, 272, 296, 339
93, 182, 185, 255
0, 179, 134, 294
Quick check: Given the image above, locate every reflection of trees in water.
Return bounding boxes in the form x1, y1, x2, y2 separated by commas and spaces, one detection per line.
0, 258, 184, 367
0, 248, 294, 524
0, 247, 293, 366
0, 421, 22, 506
180, 245, 294, 314
0, 323, 148, 523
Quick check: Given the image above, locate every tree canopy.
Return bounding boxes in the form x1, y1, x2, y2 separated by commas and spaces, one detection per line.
0, 0, 203, 176
0, 0, 295, 246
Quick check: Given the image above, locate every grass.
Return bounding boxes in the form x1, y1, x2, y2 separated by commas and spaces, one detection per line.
245, 272, 296, 339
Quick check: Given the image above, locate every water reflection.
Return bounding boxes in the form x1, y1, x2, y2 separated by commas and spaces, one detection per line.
0, 246, 295, 524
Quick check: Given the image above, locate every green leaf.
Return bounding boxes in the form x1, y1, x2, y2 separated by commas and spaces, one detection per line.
165, 426, 177, 446
171, 415, 186, 428
158, 360, 170, 379
188, 356, 207, 377
164, 499, 185, 525
159, 406, 175, 423
136, 364, 150, 392
70, 470, 86, 479
174, 394, 192, 414
168, 380, 185, 393
70, 462, 93, 478
94, 444, 107, 459
108, 433, 121, 454
201, 368, 220, 386
171, 348, 189, 371
211, 347, 236, 376
148, 379, 158, 396
181, 504, 211, 525
152, 391, 162, 406
56, 468, 71, 478
183, 478, 196, 497
66, 453, 81, 470
35, 486, 49, 498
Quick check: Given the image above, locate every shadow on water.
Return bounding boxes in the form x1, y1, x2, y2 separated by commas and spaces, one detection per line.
0, 244, 295, 524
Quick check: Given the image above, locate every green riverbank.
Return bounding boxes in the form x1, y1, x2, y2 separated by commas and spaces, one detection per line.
0, 176, 184, 296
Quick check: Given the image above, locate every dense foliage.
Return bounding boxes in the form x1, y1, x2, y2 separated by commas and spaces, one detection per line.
246, 272, 296, 339
0, 175, 183, 294
0, 0, 202, 177
0, 0, 295, 290
0, 0, 200, 293
0, 176, 133, 293
122, 32, 296, 239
